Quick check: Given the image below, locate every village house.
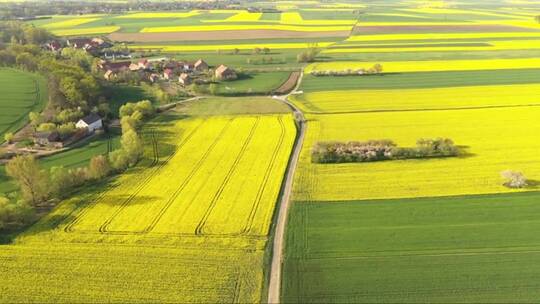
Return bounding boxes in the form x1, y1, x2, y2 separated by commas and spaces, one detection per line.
129, 62, 140, 72
194, 59, 209, 72
67, 38, 92, 49
149, 73, 160, 83
179, 73, 191, 86
215, 64, 237, 80
34, 131, 62, 148
76, 113, 103, 133
44, 40, 62, 52
138, 59, 153, 70
163, 68, 174, 80
103, 51, 132, 60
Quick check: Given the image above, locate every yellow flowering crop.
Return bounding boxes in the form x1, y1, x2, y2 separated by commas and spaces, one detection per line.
293, 83, 540, 113
42, 18, 100, 29
305, 58, 540, 74
51, 26, 120, 36
293, 106, 540, 202
115, 11, 200, 18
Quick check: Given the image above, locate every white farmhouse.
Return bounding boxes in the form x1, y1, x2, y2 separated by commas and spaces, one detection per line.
76, 113, 103, 132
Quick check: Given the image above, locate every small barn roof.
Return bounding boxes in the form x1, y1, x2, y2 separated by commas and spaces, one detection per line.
80, 113, 102, 125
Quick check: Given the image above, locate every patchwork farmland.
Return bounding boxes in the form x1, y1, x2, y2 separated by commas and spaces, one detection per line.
2, 0, 540, 302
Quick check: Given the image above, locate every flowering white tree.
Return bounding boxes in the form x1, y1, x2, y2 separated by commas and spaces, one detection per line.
501, 170, 528, 188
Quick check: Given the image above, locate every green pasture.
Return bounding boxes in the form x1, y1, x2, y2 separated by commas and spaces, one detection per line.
283, 192, 540, 303
0, 131, 121, 194
178, 96, 291, 116
214, 71, 291, 95
0, 69, 47, 141
301, 68, 540, 92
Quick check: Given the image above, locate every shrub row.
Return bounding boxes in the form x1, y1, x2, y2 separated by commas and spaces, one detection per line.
312, 138, 459, 163
310, 64, 383, 77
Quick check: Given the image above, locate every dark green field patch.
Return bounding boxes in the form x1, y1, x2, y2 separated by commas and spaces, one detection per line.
329, 42, 492, 49
301, 68, 540, 92
0, 68, 47, 141
283, 192, 540, 303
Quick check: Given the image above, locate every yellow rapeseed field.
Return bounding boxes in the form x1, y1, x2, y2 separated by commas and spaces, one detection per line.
293, 106, 540, 202
140, 24, 352, 32
293, 83, 540, 113
51, 26, 120, 36
42, 17, 100, 29
2, 113, 296, 303
322, 40, 540, 53
68, 115, 295, 238
400, 7, 528, 19
346, 32, 540, 42
129, 42, 335, 52
280, 12, 304, 23
305, 58, 540, 74
225, 11, 262, 22
115, 11, 200, 18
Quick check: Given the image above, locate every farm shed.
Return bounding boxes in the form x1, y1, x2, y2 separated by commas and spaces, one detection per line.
215, 65, 237, 80
34, 131, 62, 147
76, 113, 103, 133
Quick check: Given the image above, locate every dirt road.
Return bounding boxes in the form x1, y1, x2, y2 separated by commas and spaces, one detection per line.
267, 72, 305, 304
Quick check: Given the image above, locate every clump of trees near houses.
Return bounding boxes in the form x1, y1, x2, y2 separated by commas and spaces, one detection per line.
310, 64, 383, 77
1, 22, 110, 142
297, 46, 320, 63
312, 138, 460, 164
0, 100, 154, 232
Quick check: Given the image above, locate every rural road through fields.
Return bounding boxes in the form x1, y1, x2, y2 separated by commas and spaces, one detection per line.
268, 72, 306, 304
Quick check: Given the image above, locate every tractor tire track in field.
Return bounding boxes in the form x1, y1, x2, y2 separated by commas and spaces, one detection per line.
98, 130, 171, 233
195, 116, 260, 236
99, 122, 206, 234
241, 116, 286, 236
64, 120, 204, 234
143, 118, 235, 234
268, 71, 306, 304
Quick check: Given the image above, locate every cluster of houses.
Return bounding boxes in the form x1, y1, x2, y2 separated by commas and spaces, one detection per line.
45, 37, 114, 56
34, 113, 104, 148
98, 57, 237, 85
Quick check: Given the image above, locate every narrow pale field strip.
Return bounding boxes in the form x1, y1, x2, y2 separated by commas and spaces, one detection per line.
115, 11, 201, 18
399, 7, 530, 19
51, 26, 120, 36
293, 106, 540, 202
140, 24, 352, 33
305, 58, 540, 74
293, 83, 540, 113
129, 42, 335, 52
41, 17, 100, 29
346, 32, 540, 42
323, 40, 540, 53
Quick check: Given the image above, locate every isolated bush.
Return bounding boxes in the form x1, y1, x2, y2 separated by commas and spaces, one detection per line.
501, 170, 528, 188
88, 155, 112, 180
0, 197, 35, 231
4, 132, 14, 144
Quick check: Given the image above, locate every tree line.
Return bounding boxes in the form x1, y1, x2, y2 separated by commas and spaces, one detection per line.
312, 138, 460, 164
